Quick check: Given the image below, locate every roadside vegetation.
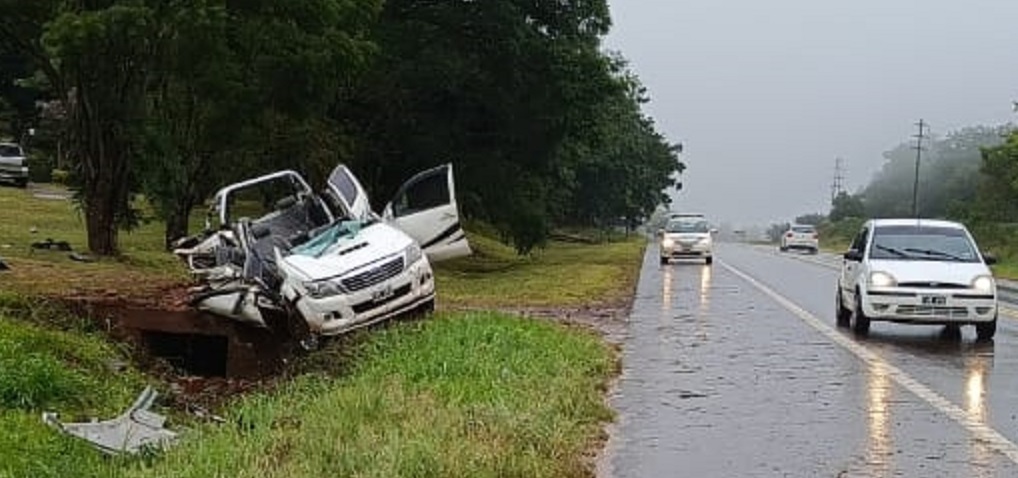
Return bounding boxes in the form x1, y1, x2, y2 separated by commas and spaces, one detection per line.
770, 125, 1018, 280
0, 296, 147, 478
1, 2, 666, 474
1, 0, 682, 256
0, 307, 615, 478
0, 186, 639, 477
438, 231, 645, 309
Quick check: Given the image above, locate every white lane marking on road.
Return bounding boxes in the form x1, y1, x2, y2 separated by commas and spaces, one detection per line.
747, 244, 1018, 322
720, 259, 1018, 465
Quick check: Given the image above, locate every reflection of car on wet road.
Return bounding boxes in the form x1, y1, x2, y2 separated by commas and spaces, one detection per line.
779, 224, 818, 254
660, 216, 714, 265
0, 142, 29, 188
836, 219, 997, 339
173, 163, 470, 339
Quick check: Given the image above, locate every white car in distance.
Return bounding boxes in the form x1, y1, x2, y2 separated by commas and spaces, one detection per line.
836, 219, 997, 339
660, 217, 714, 265
174, 163, 471, 341
0, 142, 29, 188
780, 224, 819, 254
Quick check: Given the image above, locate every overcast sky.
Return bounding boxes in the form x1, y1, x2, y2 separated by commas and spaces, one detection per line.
605, 0, 1018, 227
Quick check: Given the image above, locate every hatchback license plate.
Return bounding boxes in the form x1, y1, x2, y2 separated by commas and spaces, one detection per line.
920, 294, 947, 305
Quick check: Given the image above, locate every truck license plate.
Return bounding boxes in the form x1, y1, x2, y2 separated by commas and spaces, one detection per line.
920, 294, 946, 306
372, 285, 394, 302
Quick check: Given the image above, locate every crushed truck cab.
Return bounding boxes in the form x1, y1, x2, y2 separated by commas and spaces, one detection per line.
173, 163, 470, 338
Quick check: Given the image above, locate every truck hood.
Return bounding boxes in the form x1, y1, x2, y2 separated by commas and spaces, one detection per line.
0, 155, 25, 166
280, 222, 414, 281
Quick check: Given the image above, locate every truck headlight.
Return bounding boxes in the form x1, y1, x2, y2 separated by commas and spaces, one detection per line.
303, 279, 345, 299
405, 243, 423, 265
972, 275, 995, 293
869, 271, 896, 288
662, 238, 675, 248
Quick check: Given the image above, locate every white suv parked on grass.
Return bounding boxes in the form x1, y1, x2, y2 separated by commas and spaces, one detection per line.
780, 224, 819, 254
835, 219, 998, 339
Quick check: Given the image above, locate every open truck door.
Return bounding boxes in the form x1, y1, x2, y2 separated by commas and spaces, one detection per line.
383, 163, 471, 262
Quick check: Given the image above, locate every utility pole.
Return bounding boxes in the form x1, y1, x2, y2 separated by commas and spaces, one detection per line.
911, 119, 928, 218
830, 157, 845, 205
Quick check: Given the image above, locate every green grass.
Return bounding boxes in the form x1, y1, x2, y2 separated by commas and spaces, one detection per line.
115, 312, 614, 478
0, 301, 619, 478
0, 186, 191, 296
0, 303, 147, 478
991, 261, 1018, 281
0, 186, 639, 477
436, 232, 646, 308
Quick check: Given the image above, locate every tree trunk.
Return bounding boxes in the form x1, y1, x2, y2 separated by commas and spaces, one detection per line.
164, 200, 194, 250
84, 178, 119, 256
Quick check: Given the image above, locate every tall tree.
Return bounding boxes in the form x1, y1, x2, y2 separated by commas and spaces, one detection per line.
969, 130, 1018, 222
830, 192, 865, 222
138, 0, 380, 247
863, 126, 1007, 219
2, 1, 164, 254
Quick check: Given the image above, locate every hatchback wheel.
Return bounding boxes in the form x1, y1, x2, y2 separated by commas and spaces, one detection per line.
976, 316, 997, 341
705, 256, 713, 265
835, 289, 851, 327
660, 256, 668, 265
852, 292, 870, 335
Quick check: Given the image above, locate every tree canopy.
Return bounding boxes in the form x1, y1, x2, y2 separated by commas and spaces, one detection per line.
0, 0, 684, 255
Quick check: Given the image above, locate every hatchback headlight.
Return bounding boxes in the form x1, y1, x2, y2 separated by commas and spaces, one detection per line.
405, 243, 423, 265
303, 279, 345, 299
662, 238, 675, 248
869, 271, 896, 288
972, 275, 995, 293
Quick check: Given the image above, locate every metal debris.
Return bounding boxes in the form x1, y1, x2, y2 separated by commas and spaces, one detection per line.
42, 386, 177, 455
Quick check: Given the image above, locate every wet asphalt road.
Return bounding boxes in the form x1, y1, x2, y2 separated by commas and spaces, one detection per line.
606, 242, 1018, 477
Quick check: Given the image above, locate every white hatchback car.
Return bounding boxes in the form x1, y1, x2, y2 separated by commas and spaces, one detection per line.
836, 219, 998, 339
660, 217, 714, 265
779, 224, 818, 254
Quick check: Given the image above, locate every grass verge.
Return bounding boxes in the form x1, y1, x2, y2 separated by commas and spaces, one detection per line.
0, 301, 147, 478
0, 185, 188, 297
0, 185, 640, 477
0, 311, 616, 477
118, 313, 614, 478
437, 232, 646, 309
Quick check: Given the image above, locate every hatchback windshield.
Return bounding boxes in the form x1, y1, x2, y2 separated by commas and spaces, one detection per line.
869, 225, 979, 262
791, 226, 815, 234
666, 219, 709, 234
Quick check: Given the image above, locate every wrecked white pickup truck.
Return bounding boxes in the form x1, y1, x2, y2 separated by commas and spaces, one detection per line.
173, 163, 470, 339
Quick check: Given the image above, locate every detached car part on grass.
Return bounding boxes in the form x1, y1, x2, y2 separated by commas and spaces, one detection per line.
173, 163, 470, 339
42, 386, 177, 455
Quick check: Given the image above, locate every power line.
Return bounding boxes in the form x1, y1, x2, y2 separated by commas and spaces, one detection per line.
830, 157, 845, 205
911, 119, 928, 218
